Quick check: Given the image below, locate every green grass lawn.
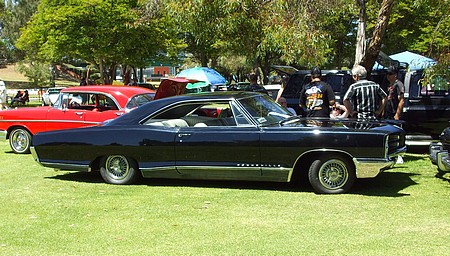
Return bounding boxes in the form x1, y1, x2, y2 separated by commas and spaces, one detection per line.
0, 140, 449, 255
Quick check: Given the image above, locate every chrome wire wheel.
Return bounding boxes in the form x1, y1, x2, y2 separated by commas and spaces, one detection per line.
100, 155, 140, 185
9, 128, 32, 154
308, 155, 355, 194
318, 159, 349, 190
104, 155, 130, 181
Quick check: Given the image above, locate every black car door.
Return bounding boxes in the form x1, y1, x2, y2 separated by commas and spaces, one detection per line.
174, 125, 262, 180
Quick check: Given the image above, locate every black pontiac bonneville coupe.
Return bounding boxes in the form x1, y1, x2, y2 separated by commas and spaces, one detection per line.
31, 92, 406, 194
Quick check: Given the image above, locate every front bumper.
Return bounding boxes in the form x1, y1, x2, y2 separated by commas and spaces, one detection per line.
0, 130, 6, 140
429, 142, 450, 172
354, 146, 407, 178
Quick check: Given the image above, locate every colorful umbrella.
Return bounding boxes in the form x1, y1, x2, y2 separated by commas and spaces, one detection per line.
176, 67, 227, 85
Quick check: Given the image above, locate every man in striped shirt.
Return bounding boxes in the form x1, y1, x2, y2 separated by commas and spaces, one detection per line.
343, 65, 387, 119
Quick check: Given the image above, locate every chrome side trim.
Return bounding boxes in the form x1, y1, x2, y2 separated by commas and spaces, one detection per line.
140, 166, 177, 172
38, 161, 91, 172
177, 166, 261, 172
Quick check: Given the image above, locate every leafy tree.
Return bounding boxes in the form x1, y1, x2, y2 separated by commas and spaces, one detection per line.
384, 0, 449, 58
16, 61, 52, 87
0, 0, 39, 62
16, 0, 181, 84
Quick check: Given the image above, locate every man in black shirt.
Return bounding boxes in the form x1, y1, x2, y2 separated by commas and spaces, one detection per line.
299, 67, 336, 117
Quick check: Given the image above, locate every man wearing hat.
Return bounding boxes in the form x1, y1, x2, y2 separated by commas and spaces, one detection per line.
299, 67, 335, 117
384, 66, 405, 120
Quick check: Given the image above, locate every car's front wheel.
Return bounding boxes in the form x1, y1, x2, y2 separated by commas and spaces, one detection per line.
9, 128, 32, 154
308, 155, 355, 194
100, 155, 140, 185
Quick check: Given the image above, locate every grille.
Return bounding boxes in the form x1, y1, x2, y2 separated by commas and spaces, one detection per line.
387, 133, 406, 155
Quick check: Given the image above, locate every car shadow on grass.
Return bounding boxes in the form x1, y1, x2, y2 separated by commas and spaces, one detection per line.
47, 169, 418, 196
350, 170, 418, 197
435, 171, 450, 183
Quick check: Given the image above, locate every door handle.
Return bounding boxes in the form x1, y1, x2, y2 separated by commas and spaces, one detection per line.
75, 112, 84, 116
178, 133, 191, 138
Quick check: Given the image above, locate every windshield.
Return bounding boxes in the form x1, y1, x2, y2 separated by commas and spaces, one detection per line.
237, 94, 293, 125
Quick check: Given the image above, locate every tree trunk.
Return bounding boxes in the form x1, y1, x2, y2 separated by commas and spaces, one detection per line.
99, 60, 104, 85
359, 0, 395, 75
354, 0, 367, 66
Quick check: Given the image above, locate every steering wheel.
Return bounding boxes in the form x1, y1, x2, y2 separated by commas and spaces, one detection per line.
70, 101, 81, 108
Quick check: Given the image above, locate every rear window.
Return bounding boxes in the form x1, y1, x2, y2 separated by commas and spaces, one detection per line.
126, 93, 154, 109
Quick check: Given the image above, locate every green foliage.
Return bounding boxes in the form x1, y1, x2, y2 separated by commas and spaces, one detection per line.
422, 52, 450, 91
16, 0, 182, 83
0, 0, 39, 62
16, 60, 52, 87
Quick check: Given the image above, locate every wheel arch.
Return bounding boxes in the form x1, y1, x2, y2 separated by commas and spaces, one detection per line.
6, 125, 34, 139
291, 149, 356, 181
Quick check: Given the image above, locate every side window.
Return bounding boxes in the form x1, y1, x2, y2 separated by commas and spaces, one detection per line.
189, 103, 237, 127
231, 102, 251, 126
126, 94, 153, 109
97, 94, 118, 110
67, 93, 84, 109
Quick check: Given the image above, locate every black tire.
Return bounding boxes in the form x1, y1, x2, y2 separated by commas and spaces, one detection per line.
308, 154, 355, 194
100, 155, 140, 185
9, 128, 32, 154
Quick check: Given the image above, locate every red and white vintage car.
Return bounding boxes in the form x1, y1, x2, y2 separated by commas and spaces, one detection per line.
0, 85, 155, 154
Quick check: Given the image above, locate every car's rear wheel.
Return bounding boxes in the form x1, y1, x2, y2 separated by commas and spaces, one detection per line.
100, 155, 140, 185
9, 128, 32, 154
308, 154, 355, 194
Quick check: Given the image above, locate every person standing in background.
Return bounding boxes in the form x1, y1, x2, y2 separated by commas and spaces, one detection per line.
299, 67, 335, 117
0, 81, 7, 110
343, 65, 387, 119
384, 66, 405, 120
277, 96, 296, 115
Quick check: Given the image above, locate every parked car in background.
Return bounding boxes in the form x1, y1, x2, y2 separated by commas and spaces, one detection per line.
42, 87, 65, 106
31, 92, 406, 194
429, 126, 450, 172
0, 85, 155, 154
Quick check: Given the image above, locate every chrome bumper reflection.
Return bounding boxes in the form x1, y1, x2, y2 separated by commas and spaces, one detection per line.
354, 146, 407, 178
429, 142, 450, 172
0, 130, 6, 140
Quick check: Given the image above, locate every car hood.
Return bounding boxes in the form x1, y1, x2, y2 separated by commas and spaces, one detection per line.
271, 117, 405, 133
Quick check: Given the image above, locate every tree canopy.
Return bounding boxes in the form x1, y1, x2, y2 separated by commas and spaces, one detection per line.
2, 0, 448, 84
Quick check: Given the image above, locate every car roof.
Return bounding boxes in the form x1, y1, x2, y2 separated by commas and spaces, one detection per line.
61, 85, 154, 96
109, 91, 262, 125
61, 85, 155, 109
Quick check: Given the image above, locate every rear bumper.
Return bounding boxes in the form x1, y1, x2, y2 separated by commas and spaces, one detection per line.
31, 146, 91, 172
429, 142, 450, 172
